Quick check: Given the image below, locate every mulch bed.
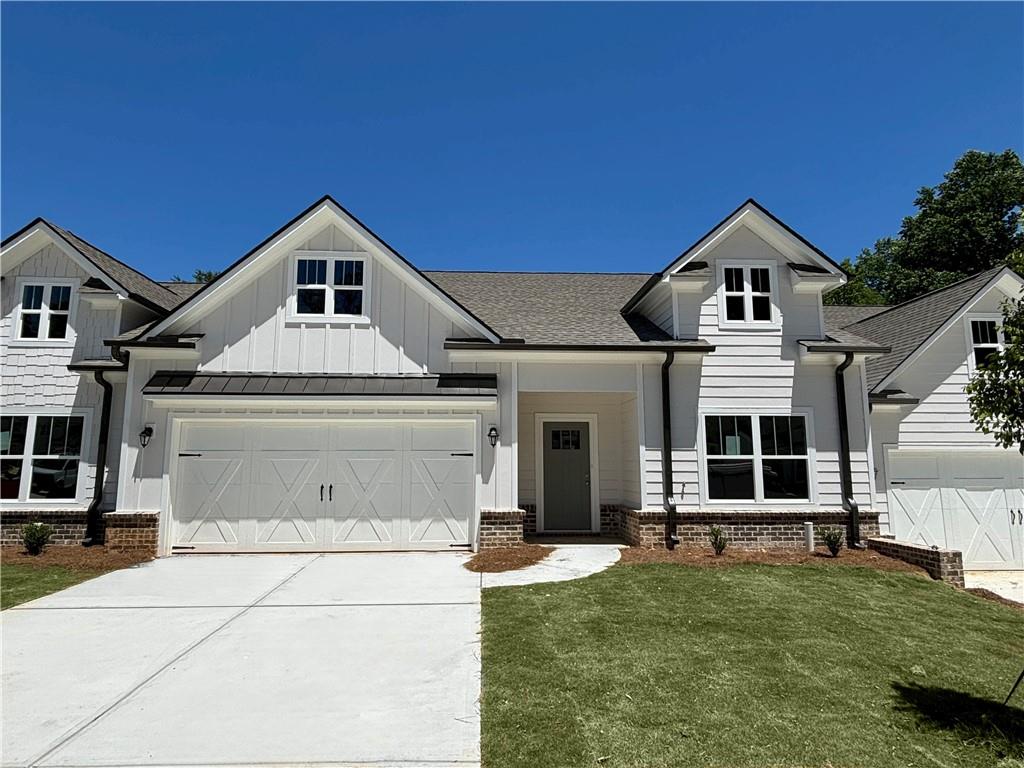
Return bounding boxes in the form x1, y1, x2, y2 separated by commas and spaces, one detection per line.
619, 545, 929, 575
465, 544, 551, 573
1, 545, 152, 570
967, 587, 1024, 612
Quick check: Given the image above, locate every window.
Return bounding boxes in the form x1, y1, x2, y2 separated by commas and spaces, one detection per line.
720, 264, 776, 325
968, 318, 1002, 371
704, 414, 811, 502
16, 282, 74, 341
291, 254, 368, 319
551, 429, 582, 450
1, 414, 85, 501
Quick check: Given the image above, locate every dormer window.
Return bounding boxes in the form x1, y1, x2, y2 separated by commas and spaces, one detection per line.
15, 280, 75, 343
966, 316, 1003, 371
718, 262, 779, 327
290, 253, 369, 322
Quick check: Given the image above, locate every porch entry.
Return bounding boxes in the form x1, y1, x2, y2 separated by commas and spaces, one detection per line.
541, 420, 593, 532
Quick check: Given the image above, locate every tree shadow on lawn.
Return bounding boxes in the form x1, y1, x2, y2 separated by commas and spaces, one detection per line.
892, 681, 1024, 760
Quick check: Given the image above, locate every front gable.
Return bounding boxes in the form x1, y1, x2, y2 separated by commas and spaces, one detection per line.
630, 201, 846, 340
146, 197, 500, 374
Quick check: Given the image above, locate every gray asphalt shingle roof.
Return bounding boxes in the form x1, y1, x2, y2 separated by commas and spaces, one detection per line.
425, 271, 681, 345
159, 282, 206, 300
822, 305, 889, 329
47, 223, 183, 312
834, 267, 1008, 390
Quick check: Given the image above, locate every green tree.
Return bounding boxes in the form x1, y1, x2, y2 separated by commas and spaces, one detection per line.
171, 268, 220, 283
826, 149, 1024, 306
966, 297, 1024, 453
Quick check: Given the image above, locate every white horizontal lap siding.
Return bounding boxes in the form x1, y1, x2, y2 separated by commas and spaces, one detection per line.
517, 392, 630, 507
194, 225, 468, 375
644, 225, 871, 510
1, 243, 120, 507
891, 293, 1007, 446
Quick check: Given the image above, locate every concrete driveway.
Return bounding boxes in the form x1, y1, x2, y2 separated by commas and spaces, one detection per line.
2, 554, 481, 768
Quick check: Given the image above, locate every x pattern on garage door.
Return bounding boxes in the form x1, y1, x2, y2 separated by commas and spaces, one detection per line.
172, 421, 475, 552
887, 449, 1024, 570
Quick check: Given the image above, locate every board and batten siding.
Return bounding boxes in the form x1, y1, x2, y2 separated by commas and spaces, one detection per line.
0, 242, 123, 508
188, 225, 473, 375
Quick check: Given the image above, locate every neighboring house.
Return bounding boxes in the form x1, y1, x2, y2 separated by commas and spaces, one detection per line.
1, 197, 1021, 570
825, 267, 1024, 570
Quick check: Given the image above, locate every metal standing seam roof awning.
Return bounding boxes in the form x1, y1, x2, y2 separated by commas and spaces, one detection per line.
141, 371, 499, 407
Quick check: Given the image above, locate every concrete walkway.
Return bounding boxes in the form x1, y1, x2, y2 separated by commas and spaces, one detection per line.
965, 570, 1024, 604
481, 543, 622, 588
2, 553, 480, 768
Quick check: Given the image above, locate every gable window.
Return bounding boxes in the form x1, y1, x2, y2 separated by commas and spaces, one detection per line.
16, 282, 74, 342
1, 413, 86, 502
291, 254, 368, 320
719, 263, 777, 326
703, 413, 811, 502
967, 317, 1003, 371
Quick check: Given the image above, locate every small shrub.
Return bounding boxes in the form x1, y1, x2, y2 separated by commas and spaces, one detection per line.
22, 522, 54, 556
708, 525, 729, 556
823, 528, 844, 557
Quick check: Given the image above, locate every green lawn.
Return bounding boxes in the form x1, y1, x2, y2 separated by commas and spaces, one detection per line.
1, 563, 111, 609
482, 563, 1024, 768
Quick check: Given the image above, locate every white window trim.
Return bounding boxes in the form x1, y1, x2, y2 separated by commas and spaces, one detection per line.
10, 277, 79, 347
716, 260, 781, 330
964, 313, 1004, 374
285, 251, 371, 325
0, 408, 92, 507
696, 407, 817, 506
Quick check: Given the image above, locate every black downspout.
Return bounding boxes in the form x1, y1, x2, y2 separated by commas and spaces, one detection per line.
84, 369, 113, 546
834, 352, 862, 548
661, 351, 678, 549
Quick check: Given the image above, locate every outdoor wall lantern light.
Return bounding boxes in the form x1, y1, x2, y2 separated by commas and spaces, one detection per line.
487, 426, 499, 448
139, 425, 154, 448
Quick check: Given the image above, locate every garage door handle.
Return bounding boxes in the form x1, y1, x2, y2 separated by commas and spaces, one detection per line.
320, 484, 324, 502
178, 452, 202, 458
890, 481, 906, 485
450, 452, 472, 457
329, 484, 333, 501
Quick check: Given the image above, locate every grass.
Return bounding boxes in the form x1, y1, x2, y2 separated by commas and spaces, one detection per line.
481, 562, 1024, 768
1, 563, 109, 609
1, 546, 150, 609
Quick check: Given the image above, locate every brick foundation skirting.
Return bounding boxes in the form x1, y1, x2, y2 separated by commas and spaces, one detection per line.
102, 512, 159, 555
619, 507, 881, 550
0, 509, 88, 546
519, 502, 621, 536
479, 508, 525, 549
866, 537, 965, 587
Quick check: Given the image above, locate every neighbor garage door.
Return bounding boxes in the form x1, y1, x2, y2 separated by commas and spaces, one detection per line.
171, 421, 475, 552
886, 448, 1024, 570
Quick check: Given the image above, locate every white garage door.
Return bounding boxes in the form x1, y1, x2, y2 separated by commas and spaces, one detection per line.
171, 421, 475, 552
887, 449, 1024, 570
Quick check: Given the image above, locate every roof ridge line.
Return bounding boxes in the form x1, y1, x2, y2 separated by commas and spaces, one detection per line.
47, 220, 182, 301
848, 265, 1007, 328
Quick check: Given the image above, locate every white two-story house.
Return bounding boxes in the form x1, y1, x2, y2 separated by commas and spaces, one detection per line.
2, 197, 1021, 572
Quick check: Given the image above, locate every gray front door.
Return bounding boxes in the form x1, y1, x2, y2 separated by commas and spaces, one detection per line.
542, 421, 592, 531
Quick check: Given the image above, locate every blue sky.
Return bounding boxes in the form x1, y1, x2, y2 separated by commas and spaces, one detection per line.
2, 2, 1021, 280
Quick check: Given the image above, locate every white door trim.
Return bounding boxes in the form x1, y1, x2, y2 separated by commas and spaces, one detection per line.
534, 413, 600, 534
